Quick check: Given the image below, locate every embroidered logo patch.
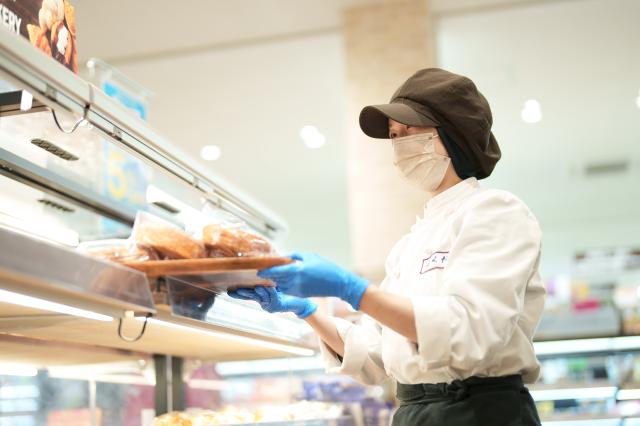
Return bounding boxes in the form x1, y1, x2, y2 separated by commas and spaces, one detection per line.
420, 251, 450, 274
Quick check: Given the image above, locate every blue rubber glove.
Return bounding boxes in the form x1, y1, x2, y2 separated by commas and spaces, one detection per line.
257, 252, 369, 310
228, 286, 317, 319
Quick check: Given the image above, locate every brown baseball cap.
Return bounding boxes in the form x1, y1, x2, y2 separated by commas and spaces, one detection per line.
359, 68, 501, 179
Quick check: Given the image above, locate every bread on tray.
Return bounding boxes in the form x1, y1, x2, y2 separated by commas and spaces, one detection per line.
133, 221, 205, 260
77, 239, 158, 263
202, 224, 275, 258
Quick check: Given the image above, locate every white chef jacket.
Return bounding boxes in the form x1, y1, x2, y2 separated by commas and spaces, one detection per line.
320, 178, 546, 385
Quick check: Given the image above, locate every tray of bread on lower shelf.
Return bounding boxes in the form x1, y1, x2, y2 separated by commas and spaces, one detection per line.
78, 211, 292, 293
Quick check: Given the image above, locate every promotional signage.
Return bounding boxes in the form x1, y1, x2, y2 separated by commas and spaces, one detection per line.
0, 0, 77, 73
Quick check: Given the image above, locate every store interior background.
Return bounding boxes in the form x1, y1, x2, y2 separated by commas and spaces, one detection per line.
1, 0, 640, 424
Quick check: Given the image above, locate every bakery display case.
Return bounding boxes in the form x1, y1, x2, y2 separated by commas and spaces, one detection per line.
529, 246, 640, 425
529, 336, 640, 425
0, 27, 339, 425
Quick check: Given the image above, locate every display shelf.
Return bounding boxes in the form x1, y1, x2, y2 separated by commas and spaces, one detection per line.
0, 226, 314, 360
0, 145, 139, 227
618, 386, 640, 401
534, 335, 640, 359
529, 381, 617, 401
211, 419, 351, 426
0, 299, 314, 363
0, 226, 155, 317
531, 380, 616, 390
0, 223, 313, 355
0, 334, 149, 367
541, 416, 622, 426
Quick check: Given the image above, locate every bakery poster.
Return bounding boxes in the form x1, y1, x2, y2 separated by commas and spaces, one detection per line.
0, 0, 78, 73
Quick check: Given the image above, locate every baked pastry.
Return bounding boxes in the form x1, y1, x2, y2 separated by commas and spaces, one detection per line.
43, 0, 65, 23
62, 0, 77, 72
202, 224, 275, 258
69, 34, 77, 73
38, 7, 53, 31
152, 412, 192, 426
152, 409, 256, 426
27, 24, 52, 56
63, 0, 76, 36
84, 245, 157, 263
77, 239, 158, 263
134, 222, 205, 260
50, 20, 72, 65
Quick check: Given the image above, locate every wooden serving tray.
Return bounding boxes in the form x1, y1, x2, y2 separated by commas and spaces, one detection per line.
123, 256, 293, 278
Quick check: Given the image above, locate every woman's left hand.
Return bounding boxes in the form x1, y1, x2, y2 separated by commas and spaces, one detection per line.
228, 286, 317, 319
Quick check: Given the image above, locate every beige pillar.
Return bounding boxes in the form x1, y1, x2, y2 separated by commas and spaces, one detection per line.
343, 0, 435, 281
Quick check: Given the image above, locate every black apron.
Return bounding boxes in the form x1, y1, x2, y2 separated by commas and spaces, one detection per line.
392, 375, 541, 426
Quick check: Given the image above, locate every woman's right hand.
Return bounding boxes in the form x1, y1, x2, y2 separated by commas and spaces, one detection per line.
228, 286, 317, 319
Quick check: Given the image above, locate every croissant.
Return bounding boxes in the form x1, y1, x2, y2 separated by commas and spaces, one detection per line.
63, 0, 76, 36
27, 24, 52, 56
152, 412, 192, 426
134, 223, 205, 260
49, 0, 64, 20
38, 7, 53, 31
50, 21, 73, 66
70, 35, 77, 72
202, 224, 274, 258
81, 244, 158, 263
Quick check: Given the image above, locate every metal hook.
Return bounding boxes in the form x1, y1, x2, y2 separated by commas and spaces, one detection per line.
51, 108, 87, 134
118, 313, 150, 343
50, 83, 94, 134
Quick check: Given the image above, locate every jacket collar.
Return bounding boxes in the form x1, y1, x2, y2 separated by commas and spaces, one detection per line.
424, 177, 480, 216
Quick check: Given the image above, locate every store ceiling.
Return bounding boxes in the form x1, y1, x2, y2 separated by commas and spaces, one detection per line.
73, 0, 541, 64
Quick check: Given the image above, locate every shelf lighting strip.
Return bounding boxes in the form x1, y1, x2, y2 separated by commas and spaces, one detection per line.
617, 389, 640, 401
0, 364, 38, 377
542, 420, 622, 426
534, 336, 640, 356
215, 356, 324, 376
0, 289, 113, 322
137, 317, 314, 357
530, 386, 617, 402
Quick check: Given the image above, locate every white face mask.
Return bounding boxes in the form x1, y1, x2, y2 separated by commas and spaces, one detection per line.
392, 132, 451, 192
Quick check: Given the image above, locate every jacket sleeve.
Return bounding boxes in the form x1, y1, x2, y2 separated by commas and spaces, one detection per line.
412, 192, 543, 372
318, 313, 388, 385
318, 237, 412, 385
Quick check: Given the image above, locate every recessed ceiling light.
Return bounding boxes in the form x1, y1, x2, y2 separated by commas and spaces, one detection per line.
521, 99, 542, 124
200, 145, 221, 161
635, 90, 640, 109
300, 125, 326, 149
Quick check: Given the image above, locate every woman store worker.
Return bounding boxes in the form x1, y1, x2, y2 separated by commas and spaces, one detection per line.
230, 68, 546, 426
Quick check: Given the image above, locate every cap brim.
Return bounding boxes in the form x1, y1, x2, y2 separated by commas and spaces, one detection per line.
359, 103, 440, 139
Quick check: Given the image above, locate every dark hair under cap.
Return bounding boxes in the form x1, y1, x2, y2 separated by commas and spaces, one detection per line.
437, 127, 475, 179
